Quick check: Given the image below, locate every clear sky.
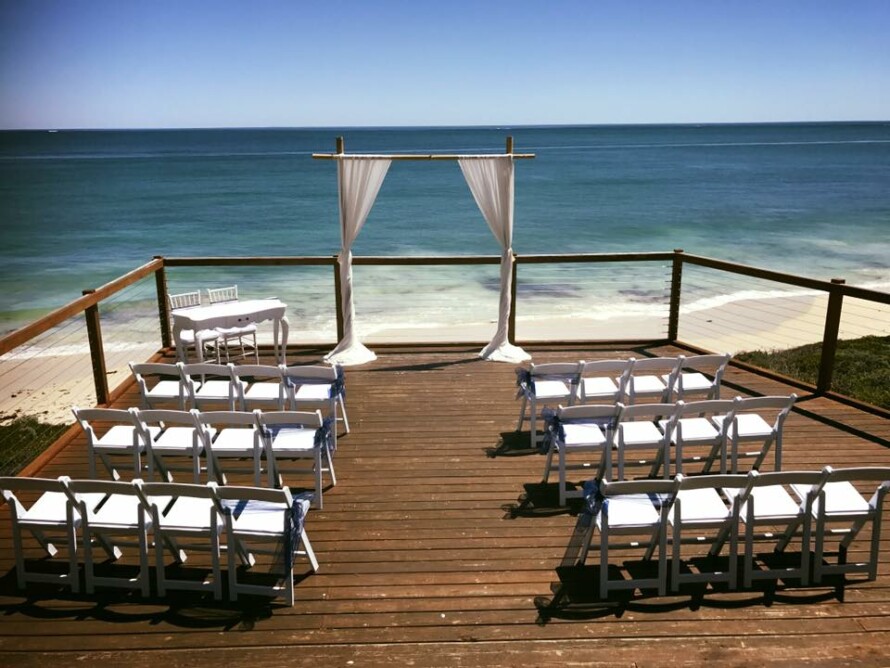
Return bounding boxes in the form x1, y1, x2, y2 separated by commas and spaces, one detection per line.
1, 0, 888, 129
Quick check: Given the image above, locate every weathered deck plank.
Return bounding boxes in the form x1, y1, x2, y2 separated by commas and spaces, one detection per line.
1, 342, 889, 666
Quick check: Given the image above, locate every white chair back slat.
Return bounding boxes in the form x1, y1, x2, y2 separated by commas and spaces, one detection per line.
207, 285, 239, 304
168, 291, 201, 310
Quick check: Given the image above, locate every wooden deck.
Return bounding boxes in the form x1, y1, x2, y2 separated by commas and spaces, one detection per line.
2, 342, 890, 667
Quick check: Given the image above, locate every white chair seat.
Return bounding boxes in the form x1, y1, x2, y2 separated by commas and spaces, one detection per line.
533, 379, 573, 400
245, 383, 282, 401
561, 422, 607, 448
664, 417, 720, 442
791, 481, 871, 517
597, 494, 660, 528
671, 372, 713, 392
196, 380, 234, 401
212, 428, 256, 454
24, 492, 104, 524
268, 427, 316, 452
713, 413, 773, 439
180, 329, 220, 345
670, 488, 729, 523
631, 375, 667, 394
96, 425, 150, 448
724, 484, 800, 520
146, 381, 182, 401
222, 498, 310, 536
153, 427, 210, 452
293, 384, 333, 401
87, 494, 173, 529
618, 421, 664, 445
216, 323, 258, 336
581, 376, 620, 398
162, 496, 218, 531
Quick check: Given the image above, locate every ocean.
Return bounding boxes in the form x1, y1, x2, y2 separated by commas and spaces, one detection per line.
1, 123, 889, 338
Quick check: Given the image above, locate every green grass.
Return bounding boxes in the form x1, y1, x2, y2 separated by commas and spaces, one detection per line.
736, 335, 890, 410
0, 416, 68, 476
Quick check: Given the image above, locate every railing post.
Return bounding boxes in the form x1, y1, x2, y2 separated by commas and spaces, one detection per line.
333, 256, 344, 342
154, 256, 172, 349
817, 278, 846, 393
82, 289, 109, 405
509, 253, 518, 343
668, 248, 684, 341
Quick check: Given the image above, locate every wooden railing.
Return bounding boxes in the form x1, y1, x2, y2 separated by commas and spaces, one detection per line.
673, 251, 890, 393
2, 251, 888, 412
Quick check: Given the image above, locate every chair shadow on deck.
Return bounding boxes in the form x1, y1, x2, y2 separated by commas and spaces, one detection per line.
533, 514, 847, 624
501, 482, 585, 519
0, 566, 311, 629
486, 430, 540, 458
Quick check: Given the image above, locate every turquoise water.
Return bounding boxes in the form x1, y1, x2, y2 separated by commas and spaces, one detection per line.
1, 123, 888, 333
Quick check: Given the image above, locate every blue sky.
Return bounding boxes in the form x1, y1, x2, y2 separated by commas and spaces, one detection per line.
1, 0, 888, 129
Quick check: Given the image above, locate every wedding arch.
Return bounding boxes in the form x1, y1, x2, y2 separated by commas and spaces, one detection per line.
313, 137, 535, 366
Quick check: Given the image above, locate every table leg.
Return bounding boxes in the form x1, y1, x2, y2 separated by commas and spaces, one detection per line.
278, 316, 289, 364
195, 333, 205, 363
173, 324, 187, 363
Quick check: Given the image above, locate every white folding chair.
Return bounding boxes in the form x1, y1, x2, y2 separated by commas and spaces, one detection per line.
577, 476, 680, 599
723, 468, 830, 588
197, 410, 265, 486
233, 364, 287, 411
516, 361, 584, 447
133, 409, 208, 483
625, 356, 683, 404
541, 403, 622, 506
180, 362, 239, 411
613, 402, 677, 480
665, 353, 731, 401
711, 394, 796, 473
663, 399, 738, 476
167, 291, 221, 363
0, 476, 92, 593
64, 478, 156, 596
206, 285, 259, 364
73, 406, 156, 480
129, 362, 186, 410
216, 485, 318, 606
577, 358, 634, 404
255, 410, 334, 509
134, 480, 224, 600
668, 472, 749, 592
282, 364, 349, 449
790, 467, 890, 585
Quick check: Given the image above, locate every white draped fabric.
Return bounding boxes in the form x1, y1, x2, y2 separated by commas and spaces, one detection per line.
459, 157, 531, 363
324, 157, 391, 366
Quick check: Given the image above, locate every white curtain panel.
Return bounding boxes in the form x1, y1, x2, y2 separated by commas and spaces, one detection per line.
325, 157, 391, 366
459, 156, 530, 363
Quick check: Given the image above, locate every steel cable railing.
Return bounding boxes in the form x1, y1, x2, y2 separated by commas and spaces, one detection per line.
1, 250, 888, 476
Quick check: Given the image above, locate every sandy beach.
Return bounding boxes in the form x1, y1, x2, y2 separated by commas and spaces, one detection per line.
2, 288, 887, 426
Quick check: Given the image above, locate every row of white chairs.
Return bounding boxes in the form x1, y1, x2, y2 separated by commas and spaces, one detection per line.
0, 476, 316, 605
169, 286, 259, 364
72, 407, 336, 509
517, 354, 731, 446
542, 395, 796, 505
129, 362, 349, 443
577, 466, 890, 599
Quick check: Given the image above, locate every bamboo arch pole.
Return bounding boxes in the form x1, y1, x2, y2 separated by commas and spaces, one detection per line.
313, 136, 534, 160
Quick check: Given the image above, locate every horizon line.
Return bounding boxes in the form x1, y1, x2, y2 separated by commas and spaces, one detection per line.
2, 120, 889, 133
